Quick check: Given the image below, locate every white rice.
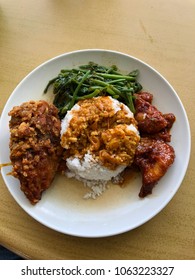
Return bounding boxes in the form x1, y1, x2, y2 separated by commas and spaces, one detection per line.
127, 124, 140, 136
66, 152, 125, 199
66, 152, 125, 181
61, 96, 139, 199
109, 96, 134, 118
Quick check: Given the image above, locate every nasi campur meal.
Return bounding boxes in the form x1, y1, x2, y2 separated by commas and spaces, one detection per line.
7, 62, 175, 204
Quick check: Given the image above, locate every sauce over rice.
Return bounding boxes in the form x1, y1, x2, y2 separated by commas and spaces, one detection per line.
61, 96, 140, 170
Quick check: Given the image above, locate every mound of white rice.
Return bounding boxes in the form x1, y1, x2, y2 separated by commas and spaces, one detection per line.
66, 151, 125, 199
60, 96, 139, 199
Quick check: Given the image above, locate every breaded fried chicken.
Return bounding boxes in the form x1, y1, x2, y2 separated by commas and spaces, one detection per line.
9, 100, 62, 204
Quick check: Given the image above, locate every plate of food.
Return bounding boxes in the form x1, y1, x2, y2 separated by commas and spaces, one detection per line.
0, 49, 190, 237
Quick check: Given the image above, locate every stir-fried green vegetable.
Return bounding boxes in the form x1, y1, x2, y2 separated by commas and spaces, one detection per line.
44, 62, 142, 118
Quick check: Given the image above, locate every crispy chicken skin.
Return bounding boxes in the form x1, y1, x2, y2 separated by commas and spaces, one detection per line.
134, 138, 175, 197
9, 100, 62, 204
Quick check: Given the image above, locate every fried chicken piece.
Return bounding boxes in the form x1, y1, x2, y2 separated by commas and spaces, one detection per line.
9, 100, 62, 204
135, 91, 153, 103
134, 137, 175, 197
145, 113, 176, 142
163, 113, 176, 129
134, 92, 168, 134
134, 92, 176, 142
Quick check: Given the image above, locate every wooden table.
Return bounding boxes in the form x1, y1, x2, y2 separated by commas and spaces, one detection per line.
0, 0, 195, 260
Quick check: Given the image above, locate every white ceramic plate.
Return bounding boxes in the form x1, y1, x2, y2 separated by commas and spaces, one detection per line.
0, 49, 191, 237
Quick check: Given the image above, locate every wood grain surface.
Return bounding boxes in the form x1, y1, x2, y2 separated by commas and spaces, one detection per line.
0, 0, 195, 260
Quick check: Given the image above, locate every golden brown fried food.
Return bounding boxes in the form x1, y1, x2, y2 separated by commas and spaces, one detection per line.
9, 100, 62, 204
134, 137, 175, 197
